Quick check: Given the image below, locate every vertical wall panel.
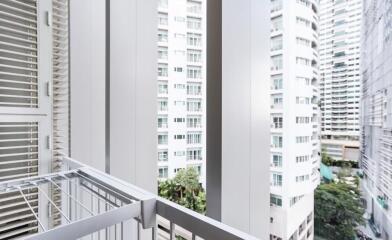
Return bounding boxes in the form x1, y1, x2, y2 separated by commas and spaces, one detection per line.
207, 0, 270, 238
69, 0, 106, 171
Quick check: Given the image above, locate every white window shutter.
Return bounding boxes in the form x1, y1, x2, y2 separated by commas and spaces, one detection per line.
0, 0, 39, 108
50, 0, 69, 228
0, 0, 69, 238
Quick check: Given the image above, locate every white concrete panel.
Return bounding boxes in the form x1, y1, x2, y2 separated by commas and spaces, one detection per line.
110, 0, 158, 193
70, 0, 106, 171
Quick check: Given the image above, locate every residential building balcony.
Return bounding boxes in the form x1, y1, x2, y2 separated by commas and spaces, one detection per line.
0, 157, 258, 240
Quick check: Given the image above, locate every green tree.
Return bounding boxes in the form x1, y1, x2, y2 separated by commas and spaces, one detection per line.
321, 149, 334, 166
158, 167, 206, 214
315, 182, 364, 240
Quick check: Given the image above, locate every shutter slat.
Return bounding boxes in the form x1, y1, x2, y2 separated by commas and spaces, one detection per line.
0, 159, 38, 165
0, 3, 37, 18
0, 212, 37, 226
0, 172, 38, 181
0, 1, 38, 109
0, 165, 38, 173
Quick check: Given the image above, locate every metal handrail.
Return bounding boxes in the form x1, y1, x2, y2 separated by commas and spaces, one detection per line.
0, 156, 260, 240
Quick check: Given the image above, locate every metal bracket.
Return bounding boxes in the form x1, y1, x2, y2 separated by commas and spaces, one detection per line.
46, 11, 52, 26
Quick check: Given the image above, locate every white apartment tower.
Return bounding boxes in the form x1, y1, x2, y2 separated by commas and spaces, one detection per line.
319, 0, 362, 161
157, 0, 206, 186
269, 0, 320, 239
361, 0, 392, 238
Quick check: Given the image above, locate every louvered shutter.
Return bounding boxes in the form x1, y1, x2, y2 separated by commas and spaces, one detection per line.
0, 0, 57, 239
52, 0, 69, 170
50, 0, 69, 228
0, 122, 38, 181
0, 0, 38, 108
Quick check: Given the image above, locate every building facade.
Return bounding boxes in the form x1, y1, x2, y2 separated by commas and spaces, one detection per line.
361, 0, 392, 238
319, 0, 362, 161
157, 0, 206, 186
269, 0, 320, 239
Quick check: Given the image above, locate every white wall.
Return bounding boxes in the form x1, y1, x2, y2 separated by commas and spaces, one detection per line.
70, 0, 157, 193
222, 0, 271, 237
70, 0, 106, 171
110, 0, 157, 193
207, 0, 271, 238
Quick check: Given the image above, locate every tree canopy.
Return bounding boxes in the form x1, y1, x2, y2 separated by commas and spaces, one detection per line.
158, 167, 206, 214
315, 182, 364, 240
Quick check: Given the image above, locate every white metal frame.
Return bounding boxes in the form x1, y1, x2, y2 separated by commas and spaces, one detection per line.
0, 157, 260, 240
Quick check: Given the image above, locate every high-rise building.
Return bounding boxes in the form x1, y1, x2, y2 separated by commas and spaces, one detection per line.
157, 0, 206, 186
319, 0, 362, 161
269, 0, 320, 239
361, 0, 392, 238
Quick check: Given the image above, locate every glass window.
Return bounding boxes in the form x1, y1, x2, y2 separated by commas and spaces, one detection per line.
187, 17, 202, 30
271, 35, 283, 51
187, 50, 202, 63
271, 16, 283, 32
271, 74, 283, 89
158, 30, 168, 42
158, 115, 168, 128
270, 194, 283, 206
187, 0, 202, 14
187, 33, 202, 46
187, 148, 202, 160
187, 132, 202, 144
272, 173, 283, 186
158, 13, 168, 26
158, 166, 168, 178
158, 134, 168, 145
158, 47, 168, 60
187, 99, 202, 112
187, 116, 202, 128
272, 154, 282, 167
158, 64, 168, 77
158, 81, 168, 94
272, 135, 283, 148
158, 150, 168, 161
187, 66, 202, 79
187, 83, 202, 95
271, 0, 282, 13
158, 98, 168, 111
271, 55, 283, 70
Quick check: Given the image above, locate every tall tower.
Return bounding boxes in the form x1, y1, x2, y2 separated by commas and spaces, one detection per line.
269, 0, 320, 239
157, 0, 206, 186
361, 0, 392, 238
319, 0, 362, 162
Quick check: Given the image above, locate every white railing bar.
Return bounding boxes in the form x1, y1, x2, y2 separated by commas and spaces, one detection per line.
64, 157, 155, 201
156, 197, 260, 240
73, 171, 134, 203
62, 171, 122, 232
17, 187, 46, 232
170, 221, 175, 240
36, 184, 71, 223
83, 182, 117, 209
79, 179, 121, 209
24, 202, 142, 240
47, 178, 95, 216
0, 169, 78, 192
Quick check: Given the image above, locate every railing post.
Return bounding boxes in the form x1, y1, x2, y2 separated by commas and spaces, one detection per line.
169, 222, 175, 240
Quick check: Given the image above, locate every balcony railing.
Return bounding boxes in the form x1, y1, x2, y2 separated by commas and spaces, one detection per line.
0, 157, 258, 240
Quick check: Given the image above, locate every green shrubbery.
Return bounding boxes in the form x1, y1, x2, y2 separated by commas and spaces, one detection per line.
158, 167, 206, 214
